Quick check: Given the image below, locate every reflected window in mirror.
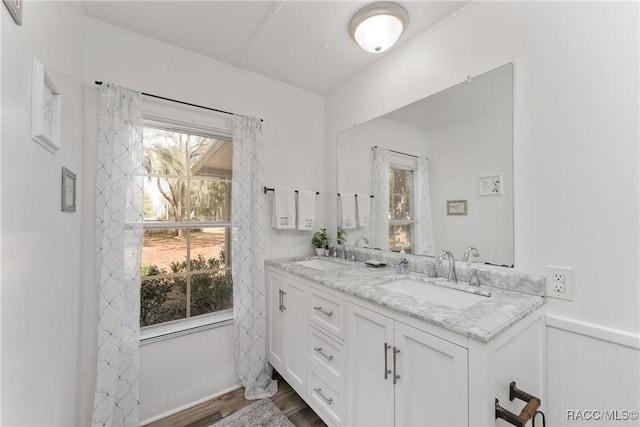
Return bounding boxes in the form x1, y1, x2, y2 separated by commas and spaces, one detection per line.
389, 167, 414, 253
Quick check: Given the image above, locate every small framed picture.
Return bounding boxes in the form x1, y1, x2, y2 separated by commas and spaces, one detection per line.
479, 174, 502, 196
31, 56, 61, 153
447, 200, 467, 216
61, 167, 76, 212
3, 0, 23, 25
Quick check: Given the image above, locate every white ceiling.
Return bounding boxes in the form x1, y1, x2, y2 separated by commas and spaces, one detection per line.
82, 1, 470, 95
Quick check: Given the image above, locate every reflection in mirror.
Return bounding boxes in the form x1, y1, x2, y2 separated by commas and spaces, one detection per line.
337, 63, 513, 266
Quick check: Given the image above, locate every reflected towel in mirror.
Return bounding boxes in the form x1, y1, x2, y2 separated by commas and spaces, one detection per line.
340, 193, 357, 229
356, 193, 371, 227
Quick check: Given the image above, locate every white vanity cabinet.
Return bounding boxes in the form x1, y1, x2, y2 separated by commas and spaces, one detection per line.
265, 265, 545, 427
266, 269, 308, 392
347, 302, 468, 427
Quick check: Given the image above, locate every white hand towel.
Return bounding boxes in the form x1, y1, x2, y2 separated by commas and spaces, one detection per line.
272, 188, 296, 229
356, 194, 371, 227
297, 190, 316, 231
340, 193, 357, 229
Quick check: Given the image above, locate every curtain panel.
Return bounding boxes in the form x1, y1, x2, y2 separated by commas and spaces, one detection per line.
231, 115, 277, 399
93, 84, 144, 427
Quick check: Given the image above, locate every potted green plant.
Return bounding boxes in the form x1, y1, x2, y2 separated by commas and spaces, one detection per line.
311, 228, 329, 256
337, 228, 347, 245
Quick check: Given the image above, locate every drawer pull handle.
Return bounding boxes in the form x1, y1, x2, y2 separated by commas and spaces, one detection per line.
383, 342, 392, 379
313, 387, 334, 405
314, 306, 333, 317
314, 347, 334, 361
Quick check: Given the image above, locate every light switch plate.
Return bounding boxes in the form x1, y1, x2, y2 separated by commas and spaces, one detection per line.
545, 265, 573, 300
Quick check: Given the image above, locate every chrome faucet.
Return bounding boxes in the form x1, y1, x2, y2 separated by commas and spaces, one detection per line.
352, 237, 370, 261
435, 250, 457, 282
354, 236, 369, 248
463, 246, 480, 262
330, 239, 347, 260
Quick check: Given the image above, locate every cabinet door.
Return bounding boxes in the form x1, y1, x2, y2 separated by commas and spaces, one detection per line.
346, 303, 395, 427
266, 271, 286, 372
283, 279, 308, 391
394, 322, 468, 427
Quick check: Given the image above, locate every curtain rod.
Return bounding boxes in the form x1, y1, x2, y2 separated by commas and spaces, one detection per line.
370, 145, 419, 159
94, 81, 263, 122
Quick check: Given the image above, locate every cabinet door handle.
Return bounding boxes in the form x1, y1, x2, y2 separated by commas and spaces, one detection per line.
313, 306, 333, 317
281, 290, 286, 311
383, 342, 392, 379
313, 387, 334, 405
278, 289, 283, 312
314, 347, 334, 361
393, 346, 400, 385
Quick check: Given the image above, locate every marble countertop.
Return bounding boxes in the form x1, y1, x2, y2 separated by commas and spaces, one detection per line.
266, 256, 545, 343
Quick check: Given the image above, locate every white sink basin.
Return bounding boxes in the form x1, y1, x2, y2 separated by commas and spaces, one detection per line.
294, 259, 349, 271
378, 279, 489, 309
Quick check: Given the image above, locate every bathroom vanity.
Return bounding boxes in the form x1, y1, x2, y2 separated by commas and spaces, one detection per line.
265, 251, 545, 427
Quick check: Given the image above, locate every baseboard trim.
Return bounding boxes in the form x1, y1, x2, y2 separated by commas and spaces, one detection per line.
139, 383, 243, 426
546, 314, 640, 350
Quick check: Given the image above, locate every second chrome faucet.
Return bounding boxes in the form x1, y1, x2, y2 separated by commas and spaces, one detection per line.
430, 250, 458, 282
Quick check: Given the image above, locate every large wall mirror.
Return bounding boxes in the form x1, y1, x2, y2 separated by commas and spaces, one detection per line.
337, 63, 513, 267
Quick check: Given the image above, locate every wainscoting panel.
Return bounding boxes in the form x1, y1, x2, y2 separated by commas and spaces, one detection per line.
546, 316, 640, 426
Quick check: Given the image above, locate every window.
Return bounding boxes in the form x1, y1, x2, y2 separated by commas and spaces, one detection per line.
388, 167, 414, 253
140, 122, 233, 328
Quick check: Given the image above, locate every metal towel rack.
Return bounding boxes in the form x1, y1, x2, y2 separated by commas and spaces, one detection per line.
495, 382, 545, 427
263, 187, 319, 195
337, 193, 374, 198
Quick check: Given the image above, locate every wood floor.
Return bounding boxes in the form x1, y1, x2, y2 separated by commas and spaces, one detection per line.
147, 373, 327, 427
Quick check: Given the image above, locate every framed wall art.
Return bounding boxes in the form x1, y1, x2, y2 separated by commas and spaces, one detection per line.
31, 56, 61, 153
478, 174, 502, 196
61, 167, 76, 212
447, 200, 467, 216
3, 0, 23, 25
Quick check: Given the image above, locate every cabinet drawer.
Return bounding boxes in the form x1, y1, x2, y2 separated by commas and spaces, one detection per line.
309, 369, 344, 426
309, 326, 345, 387
309, 288, 345, 339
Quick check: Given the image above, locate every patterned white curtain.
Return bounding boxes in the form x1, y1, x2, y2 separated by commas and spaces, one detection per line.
93, 84, 144, 426
371, 147, 391, 250
231, 115, 277, 399
414, 157, 435, 255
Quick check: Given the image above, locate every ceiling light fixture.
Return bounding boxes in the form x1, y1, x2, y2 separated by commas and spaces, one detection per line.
349, 2, 409, 54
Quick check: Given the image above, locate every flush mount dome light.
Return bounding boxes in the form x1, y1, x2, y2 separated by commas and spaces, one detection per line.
349, 2, 409, 53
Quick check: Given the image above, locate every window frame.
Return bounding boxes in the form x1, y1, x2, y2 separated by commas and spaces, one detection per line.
139, 116, 234, 342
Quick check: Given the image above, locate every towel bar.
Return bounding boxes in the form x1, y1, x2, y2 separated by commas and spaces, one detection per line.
495, 382, 543, 427
337, 193, 374, 198
263, 187, 319, 195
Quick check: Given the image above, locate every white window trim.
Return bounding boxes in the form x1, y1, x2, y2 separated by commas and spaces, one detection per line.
140, 110, 234, 340
140, 309, 234, 345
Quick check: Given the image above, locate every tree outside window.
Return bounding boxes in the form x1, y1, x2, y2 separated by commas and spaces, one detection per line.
140, 125, 233, 327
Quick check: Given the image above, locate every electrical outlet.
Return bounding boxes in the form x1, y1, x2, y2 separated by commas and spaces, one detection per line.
545, 265, 573, 300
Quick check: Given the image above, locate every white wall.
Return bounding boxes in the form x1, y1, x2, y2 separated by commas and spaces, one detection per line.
1, 1, 85, 425
80, 18, 324, 424
324, 1, 639, 425
139, 325, 239, 424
